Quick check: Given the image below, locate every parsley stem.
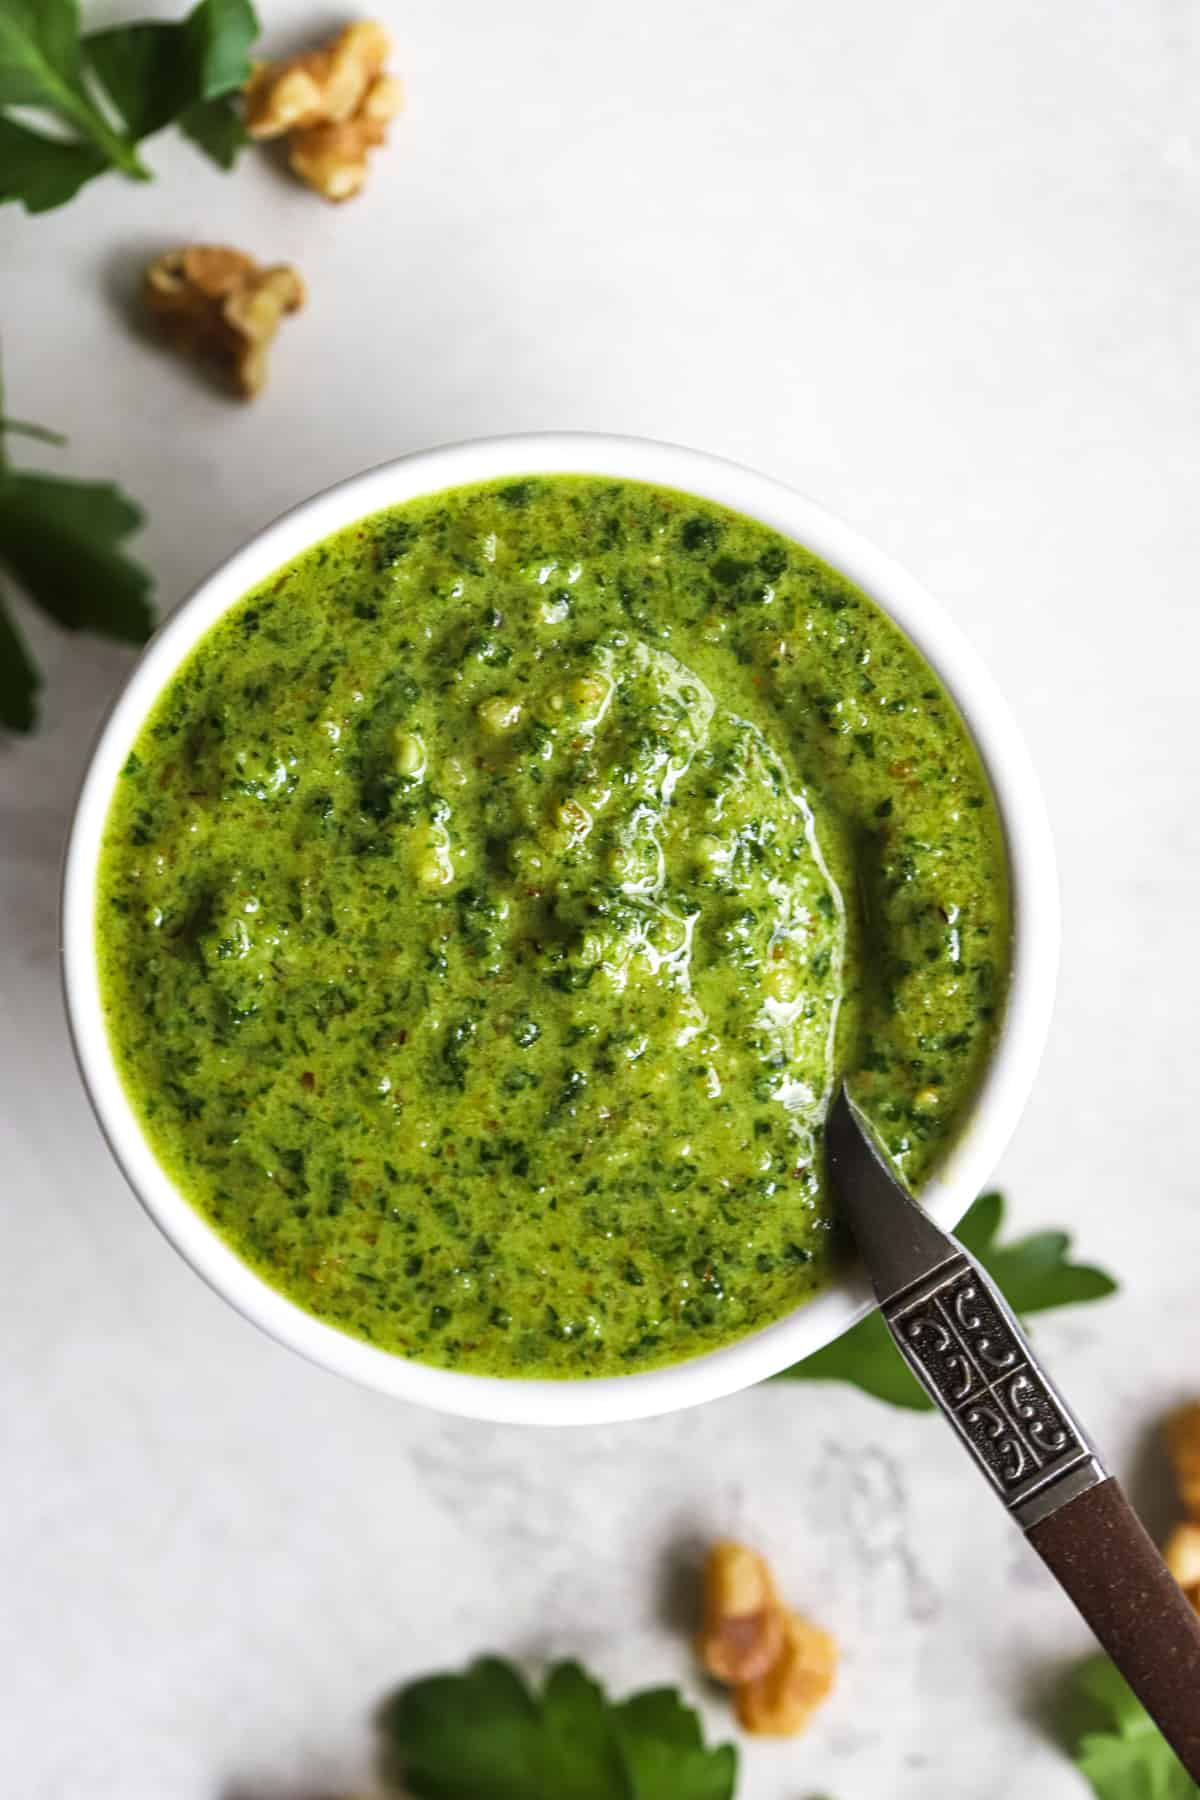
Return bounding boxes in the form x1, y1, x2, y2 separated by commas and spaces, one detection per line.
41, 68, 151, 182
72, 104, 150, 180
0, 419, 67, 448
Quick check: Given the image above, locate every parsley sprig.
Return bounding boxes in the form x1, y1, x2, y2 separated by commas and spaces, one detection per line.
1067, 1656, 1195, 1799
0, 375, 153, 731
380, 1657, 738, 1800
779, 1190, 1117, 1408
0, 0, 259, 213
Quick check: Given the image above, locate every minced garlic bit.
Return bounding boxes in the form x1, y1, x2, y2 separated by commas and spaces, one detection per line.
697, 1539, 836, 1736
392, 729, 425, 777
477, 696, 523, 735
569, 672, 609, 711
142, 246, 304, 399
244, 21, 402, 202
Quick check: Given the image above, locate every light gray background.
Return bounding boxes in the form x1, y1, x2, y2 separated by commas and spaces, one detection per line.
4, 2, 1198, 1794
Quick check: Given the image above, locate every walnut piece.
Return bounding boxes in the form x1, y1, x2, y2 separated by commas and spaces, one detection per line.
244, 20, 389, 132
1164, 1522, 1200, 1602
244, 21, 401, 201
143, 247, 304, 398
289, 76, 402, 201
697, 1541, 786, 1685
734, 1610, 839, 1738
1167, 1403, 1200, 1520
696, 1539, 836, 1738
1161, 1404, 1200, 1616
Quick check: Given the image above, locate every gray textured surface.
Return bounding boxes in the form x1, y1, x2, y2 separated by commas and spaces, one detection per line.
3, 1, 1199, 1793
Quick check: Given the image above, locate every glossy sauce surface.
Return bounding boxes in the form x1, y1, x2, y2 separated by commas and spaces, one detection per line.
98, 477, 1009, 1376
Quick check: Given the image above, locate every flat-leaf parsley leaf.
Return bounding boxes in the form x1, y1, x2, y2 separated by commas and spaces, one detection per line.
379, 1656, 738, 1800
0, 389, 152, 732
1067, 1655, 1195, 1799
0, 0, 258, 212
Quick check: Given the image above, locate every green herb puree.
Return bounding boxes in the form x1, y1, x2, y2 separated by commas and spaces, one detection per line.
97, 476, 1009, 1377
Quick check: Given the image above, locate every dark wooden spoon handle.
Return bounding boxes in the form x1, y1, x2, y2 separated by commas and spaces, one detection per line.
1028, 1477, 1200, 1777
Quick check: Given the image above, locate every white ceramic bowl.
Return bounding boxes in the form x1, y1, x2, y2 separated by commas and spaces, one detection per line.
61, 433, 1058, 1426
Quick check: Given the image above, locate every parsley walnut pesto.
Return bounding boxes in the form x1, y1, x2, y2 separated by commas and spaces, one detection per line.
98, 476, 1009, 1378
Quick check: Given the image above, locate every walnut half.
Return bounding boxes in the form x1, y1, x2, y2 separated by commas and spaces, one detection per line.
696, 1538, 837, 1737
244, 21, 402, 202
143, 247, 305, 399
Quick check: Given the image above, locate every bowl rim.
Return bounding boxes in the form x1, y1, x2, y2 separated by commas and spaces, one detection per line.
60, 431, 1058, 1425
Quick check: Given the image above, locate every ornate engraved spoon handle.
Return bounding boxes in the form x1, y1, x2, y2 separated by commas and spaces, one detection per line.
827, 1088, 1200, 1779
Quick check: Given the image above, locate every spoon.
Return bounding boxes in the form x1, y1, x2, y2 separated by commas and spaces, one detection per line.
826, 1085, 1200, 1777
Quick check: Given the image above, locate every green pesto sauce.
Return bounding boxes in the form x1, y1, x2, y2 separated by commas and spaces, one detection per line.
97, 476, 1009, 1378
